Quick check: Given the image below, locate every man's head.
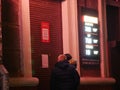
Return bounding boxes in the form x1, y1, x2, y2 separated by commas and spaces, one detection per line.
64, 53, 72, 61
57, 54, 66, 62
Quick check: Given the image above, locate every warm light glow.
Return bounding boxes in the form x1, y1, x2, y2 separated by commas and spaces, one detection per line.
87, 34, 91, 37
85, 37, 92, 44
93, 28, 98, 32
84, 15, 98, 24
93, 50, 99, 55
85, 45, 93, 49
85, 22, 93, 26
85, 26, 92, 32
86, 50, 91, 55
93, 39, 98, 43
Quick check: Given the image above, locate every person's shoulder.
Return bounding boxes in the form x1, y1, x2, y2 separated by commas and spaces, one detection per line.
68, 64, 76, 69
69, 59, 77, 64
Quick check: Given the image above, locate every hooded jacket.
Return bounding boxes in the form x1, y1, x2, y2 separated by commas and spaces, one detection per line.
50, 60, 80, 90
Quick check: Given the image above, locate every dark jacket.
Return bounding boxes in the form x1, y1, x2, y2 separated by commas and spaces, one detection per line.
50, 60, 80, 90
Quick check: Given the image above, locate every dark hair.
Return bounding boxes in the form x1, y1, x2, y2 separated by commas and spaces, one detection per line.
64, 53, 72, 60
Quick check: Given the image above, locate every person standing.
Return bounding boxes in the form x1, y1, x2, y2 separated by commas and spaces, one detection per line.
50, 54, 80, 90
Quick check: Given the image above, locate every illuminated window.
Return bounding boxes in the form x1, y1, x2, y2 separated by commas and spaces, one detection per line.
86, 50, 91, 55
85, 26, 92, 32
93, 39, 98, 43
93, 28, 98, 32
85, 22, 93, 26
85, 37, 92, 44
87, 34, 91, 37
83, 15, 98, 24
93, 50, 99, 55
85, 45, 93, 49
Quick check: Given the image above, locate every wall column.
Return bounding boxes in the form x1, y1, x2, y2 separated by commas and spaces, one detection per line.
61, 0, 80, 73
98, 0, 109, 77
9, 0, 39, 87
19, 0, 32, 77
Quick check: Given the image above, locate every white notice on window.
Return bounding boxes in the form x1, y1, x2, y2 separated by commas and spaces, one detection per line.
41, 54, 49, 68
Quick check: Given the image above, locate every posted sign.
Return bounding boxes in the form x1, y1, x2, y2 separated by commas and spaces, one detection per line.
41, 22, 50, 43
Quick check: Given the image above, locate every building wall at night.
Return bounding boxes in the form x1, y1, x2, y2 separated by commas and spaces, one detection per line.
1, 0, 120, 90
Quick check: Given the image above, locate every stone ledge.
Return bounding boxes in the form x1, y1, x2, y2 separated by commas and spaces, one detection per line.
80, 77, 116, 85
9, 77, 39, 87
9, 77, 115, 87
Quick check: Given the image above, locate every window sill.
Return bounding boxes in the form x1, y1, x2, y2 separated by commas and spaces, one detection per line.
9, 77, 39, 87
80, 77, 116, 85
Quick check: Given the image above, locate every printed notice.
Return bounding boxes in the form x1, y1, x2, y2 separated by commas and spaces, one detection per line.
41, 22, 50, 43
41, 54, 49, 68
